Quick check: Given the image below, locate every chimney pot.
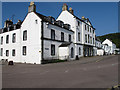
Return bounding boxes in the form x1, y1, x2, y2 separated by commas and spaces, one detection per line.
62, 3, 68, 11
69, 7, 74, 14
28, 2, 36, 13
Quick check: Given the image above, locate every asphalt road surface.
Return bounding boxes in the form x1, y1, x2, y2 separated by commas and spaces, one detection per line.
2, 55, 119, 88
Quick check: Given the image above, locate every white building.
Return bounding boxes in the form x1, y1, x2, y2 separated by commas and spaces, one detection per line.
0, 2, 103, 64
0, 2, 75, 64
57, 4, 96, 58
95, 38, 104, 56
102, 39, 116, 54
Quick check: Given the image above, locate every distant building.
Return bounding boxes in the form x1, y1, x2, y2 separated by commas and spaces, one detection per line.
95, 38, 104, 56
102, 39, 116, 54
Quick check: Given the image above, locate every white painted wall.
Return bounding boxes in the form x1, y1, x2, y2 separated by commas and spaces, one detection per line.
59, 47, 69, 60
21, 12, 42, 64
57, 10, 84, 57
102, 39, 116, 54
97, 49, 104, 56
43, 22, 74, 60
95, 40, 102, 49
0, 29, 21, 62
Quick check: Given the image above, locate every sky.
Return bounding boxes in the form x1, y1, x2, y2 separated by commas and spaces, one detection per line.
2, 2, 118, 36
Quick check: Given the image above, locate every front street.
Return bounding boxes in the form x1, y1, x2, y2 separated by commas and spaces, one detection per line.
2, 55, 119, 88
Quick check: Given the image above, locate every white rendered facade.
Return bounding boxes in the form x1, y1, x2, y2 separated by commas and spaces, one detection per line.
0, 3, 75, 64
57, 4, 95, 58
102, 39, 116, 54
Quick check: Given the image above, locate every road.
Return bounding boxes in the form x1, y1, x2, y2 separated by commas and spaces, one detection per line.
2, 55, 119, 88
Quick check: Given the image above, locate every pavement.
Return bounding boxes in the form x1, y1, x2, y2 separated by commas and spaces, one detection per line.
2, 55, 119, 88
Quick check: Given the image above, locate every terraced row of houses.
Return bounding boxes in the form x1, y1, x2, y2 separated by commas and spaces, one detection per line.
0, 2, 118, 64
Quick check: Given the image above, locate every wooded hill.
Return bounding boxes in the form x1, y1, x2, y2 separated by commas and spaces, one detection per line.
97, 33, 120, 48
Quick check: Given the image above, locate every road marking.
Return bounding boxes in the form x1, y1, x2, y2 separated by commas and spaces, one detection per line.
95, 58, 103, 62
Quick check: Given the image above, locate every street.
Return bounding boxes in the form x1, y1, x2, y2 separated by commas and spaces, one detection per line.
2, 55, 119, 88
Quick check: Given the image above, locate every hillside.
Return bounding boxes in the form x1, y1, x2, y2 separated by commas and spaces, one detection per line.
97, 33, 120, 48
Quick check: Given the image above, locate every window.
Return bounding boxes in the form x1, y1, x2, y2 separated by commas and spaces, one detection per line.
88, 26, 89, 31
51, 29, 55, 40
12, 49, 15, 56
61, 32, 64, 41
78, 21, 80, 26
6, 50, 9, 57
93, 38, 95, 44
12, 33, 16, 43
85, 25, 86, 30
23, 46, 27, 56
6, 35, 9, 44
0, 48, 3, 56
69, 34, 71, 42
1, 36, 3, 45
90, 28, 91, 33
90, 37, 92, 44
88, 34, 90, 43
51, 44, 55, 56
79, 47, 81, 55
78, 32, 80, 41
23, 30, 27, 41
35, 19, 38, 24
85, 34, 87, 43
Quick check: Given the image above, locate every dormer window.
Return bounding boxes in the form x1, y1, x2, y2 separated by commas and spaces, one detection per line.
51, 18, 55, 24
14, 25, 16, 30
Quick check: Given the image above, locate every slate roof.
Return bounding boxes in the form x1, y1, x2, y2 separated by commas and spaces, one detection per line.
35, 12, 74, 33
59, 42, 72, 47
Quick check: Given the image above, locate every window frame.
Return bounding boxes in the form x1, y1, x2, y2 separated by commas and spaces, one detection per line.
79, 47, 81, 55
69, 34, 71, 42
1, 36, 3, 45
6, 50, 9, 57
85, 34, 87, 43
23, 30, 27, 41
61, 32, 64, 41
12, 33, 16, 43
51, 44, 55, 56
85, 25, 86, 30
12, 49, 16, 56
23, 46, 27, 56
0, 48, 3, 56
51, 29, 55, 40
78, 32, 80, 41
6, 35, 9, 44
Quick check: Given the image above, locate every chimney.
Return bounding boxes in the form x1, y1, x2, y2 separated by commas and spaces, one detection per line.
28, 2, 36, 13
4, 18, 13, 28
69, 7, 74, 15
17, 20, 22, 25
62, 3, 68, 11
82, 16, 86, 20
